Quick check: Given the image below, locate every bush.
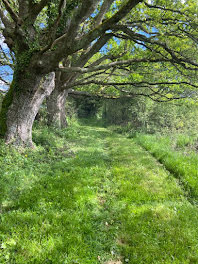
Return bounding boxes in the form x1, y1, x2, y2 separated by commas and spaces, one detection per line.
101, 97, 198, 135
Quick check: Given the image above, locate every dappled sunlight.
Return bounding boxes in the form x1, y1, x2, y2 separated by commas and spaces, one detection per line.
1, 123, 198, 263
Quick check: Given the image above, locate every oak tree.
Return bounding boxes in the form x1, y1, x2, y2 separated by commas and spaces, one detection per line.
0, 0, 197, 145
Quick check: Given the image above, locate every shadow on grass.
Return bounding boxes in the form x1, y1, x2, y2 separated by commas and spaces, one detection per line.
0, 124, 116, 263
0, 167, 102, 263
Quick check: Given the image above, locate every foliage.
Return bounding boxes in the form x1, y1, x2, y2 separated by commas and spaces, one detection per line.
73, 97, 102, 118
1, 0, 198, 98
101, 96, 198, 134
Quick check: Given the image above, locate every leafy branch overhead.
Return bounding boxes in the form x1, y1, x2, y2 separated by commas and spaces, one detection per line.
0, 0, 198, 101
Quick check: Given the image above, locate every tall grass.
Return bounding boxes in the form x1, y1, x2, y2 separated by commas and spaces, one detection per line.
1, 123, 198, 263
135, 133, 198, 199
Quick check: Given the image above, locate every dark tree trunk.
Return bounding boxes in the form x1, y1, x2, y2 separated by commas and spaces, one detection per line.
0, 72, 55, 146
46, 87, 69, 128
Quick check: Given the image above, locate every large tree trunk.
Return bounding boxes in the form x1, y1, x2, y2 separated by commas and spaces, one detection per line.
46, 87, 69, 128
0, 72, 55, 146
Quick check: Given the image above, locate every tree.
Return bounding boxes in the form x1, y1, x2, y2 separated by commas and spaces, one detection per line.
46, 73, 69, 128
0, 0, 197, 145
46, 0, 198, 127
0, 0, 144, 145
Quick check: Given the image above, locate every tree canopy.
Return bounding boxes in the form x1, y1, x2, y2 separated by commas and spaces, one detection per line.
0, 0, 198, 145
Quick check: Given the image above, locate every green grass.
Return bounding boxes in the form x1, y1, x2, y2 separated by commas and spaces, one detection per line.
1, 123, 198, 263
135, 133, 198, 200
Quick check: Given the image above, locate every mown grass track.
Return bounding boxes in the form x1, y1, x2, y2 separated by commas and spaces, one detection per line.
1, 124, 198, 263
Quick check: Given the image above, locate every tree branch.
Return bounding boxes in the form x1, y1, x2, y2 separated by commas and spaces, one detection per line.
0, 6, 13, 28
73, 33, 113, 68
2, 0, 21, 24
94, 0, 115, 26
65, 0, 101, 44
68, 85, 184, 102
58, 33, 113, 88
40, 0, 67, 53
0, 75, 10, 85
144, 2, 186, 16
29, 0, 51, 22
67, 80, 198, 89
57, 57, 171, 74
112, 25, 198, 69
72, 0, 143, 52
45, 0, 142, 63
68, 89, 119, 99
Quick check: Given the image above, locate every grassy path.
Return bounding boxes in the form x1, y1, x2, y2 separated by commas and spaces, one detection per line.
1, 125, 198, 263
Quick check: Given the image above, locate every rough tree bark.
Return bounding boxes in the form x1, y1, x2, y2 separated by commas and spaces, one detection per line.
46, 87, 69, 128
0, 72, 55, 146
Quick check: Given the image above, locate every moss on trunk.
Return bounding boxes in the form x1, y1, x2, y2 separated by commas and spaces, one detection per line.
0, 84, 14, 137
